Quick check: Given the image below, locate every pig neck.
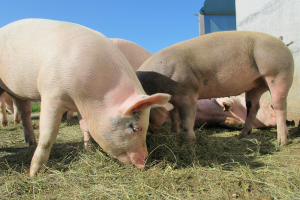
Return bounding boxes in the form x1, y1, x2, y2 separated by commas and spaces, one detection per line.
77, 77, 145, 135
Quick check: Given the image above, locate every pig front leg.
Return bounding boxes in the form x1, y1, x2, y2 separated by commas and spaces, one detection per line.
239, 85, 268, 138
66, 111, 74, 121
13, 103, 21, 124
169, 107, 180, 134
0, 92, 8, 126
13, 97, 37, 145
78, 112, 93, 150
30, 99, 65, 177
172, 95, 197, 141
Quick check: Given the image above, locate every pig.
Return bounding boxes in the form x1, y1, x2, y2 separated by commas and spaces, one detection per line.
0, 92, 20, 126
137, 31, 294, 145
194, 96, 278, 129
0, 18, 172, 176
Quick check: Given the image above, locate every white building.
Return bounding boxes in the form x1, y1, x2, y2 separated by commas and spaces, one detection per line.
236, 0, 300, 124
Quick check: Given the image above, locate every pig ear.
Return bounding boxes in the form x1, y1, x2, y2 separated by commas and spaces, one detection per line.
151, 102, 174, 111
122, 93, 172, 116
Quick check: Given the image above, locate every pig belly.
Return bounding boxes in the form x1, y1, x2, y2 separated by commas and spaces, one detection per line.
199, 72, 265, 99
0, 69, 40, 101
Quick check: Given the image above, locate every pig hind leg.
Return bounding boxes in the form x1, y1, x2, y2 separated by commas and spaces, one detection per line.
30, 99, 66, 176
10, 95, 37, 145
13, 103, 21, 124
0, 91, 8, 126
265, 76, 291, 145
239, 84, 268, 138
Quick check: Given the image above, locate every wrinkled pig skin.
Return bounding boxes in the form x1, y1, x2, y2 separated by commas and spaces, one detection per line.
0, 92, 20, 126
0, 18, 172, 176
137, 31, 294, 146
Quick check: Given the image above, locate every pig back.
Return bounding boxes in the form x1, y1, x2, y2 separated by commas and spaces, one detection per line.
138, 31, 293, 99
0, 19, 140, 101
110, 38, 152, 71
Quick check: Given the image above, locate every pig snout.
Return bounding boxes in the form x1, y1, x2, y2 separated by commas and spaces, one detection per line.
128, 148, 148, 169
118, 148, 148, 169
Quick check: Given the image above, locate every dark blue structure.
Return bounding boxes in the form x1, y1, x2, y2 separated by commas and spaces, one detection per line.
200, 0, 236, 34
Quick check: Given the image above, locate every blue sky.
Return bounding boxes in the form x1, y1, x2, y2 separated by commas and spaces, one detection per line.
0, 0, 205, 54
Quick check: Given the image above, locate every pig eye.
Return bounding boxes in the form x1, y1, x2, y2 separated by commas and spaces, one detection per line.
128, 123, 138, 132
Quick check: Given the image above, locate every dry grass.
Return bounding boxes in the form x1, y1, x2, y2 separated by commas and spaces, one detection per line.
0, 114, 299, 199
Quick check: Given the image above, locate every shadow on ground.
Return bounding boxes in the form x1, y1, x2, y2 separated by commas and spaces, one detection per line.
1, 114, 299, 175
0, 141, 83, 174
146, 124, 299, 170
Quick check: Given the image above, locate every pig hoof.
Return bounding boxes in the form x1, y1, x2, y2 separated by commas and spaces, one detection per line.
28, 141, 38, 146
188, 135, 196, 142
239, 129, 251, 139
225, 117, 243, 128
278, 141, 287, 146
26, 137, 37, 146
2, 121, 8, 126
239, 133, 246, 139
84, 141, 95, 151
277, 136, 287, 146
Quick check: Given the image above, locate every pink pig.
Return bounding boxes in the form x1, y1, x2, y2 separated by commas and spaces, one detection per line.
137, 31, 294, 145
194, 96, 279, 129
0, 19, 171, 176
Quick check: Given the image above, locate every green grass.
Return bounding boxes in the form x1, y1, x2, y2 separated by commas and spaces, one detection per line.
0, 115, 299, 199
31, 101, 41, 113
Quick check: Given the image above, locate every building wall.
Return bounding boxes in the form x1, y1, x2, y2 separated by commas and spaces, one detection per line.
236, 0, 300, 124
